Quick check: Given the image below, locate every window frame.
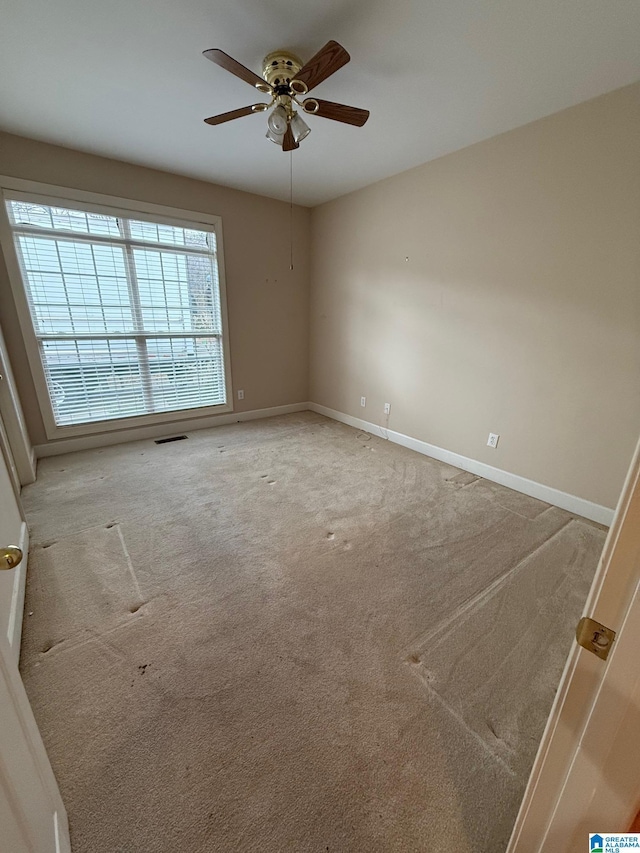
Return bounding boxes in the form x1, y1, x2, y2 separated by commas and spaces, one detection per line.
0, 177, 234, 439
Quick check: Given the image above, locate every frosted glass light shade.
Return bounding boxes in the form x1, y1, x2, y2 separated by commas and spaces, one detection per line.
268, 105, 288, 135
266, 127, 284, 144
290, 112, 311, 143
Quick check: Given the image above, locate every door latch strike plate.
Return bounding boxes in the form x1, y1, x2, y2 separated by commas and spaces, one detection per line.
576, 616, 616, 661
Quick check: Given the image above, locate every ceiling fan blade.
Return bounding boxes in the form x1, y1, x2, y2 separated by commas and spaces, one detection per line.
203, 49, 271, 92
305, 99, 370, 127
204, 105, 263, 126
291, 41, 350, 93
282, 125, 299, 151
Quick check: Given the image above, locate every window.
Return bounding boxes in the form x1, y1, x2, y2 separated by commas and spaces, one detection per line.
2, 190, 231, 436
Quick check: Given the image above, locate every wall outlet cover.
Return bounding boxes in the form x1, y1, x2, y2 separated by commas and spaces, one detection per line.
384, 403, 391, 415
487, 432, 500, 448
237, 390, 244, 400
360, 396, 366, 407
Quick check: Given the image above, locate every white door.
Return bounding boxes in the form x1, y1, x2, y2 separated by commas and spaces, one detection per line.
0, 435, 71, 853
508, 437, 640, 852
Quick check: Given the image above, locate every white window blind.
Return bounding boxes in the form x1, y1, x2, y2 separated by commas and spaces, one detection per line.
5, 198, 228, 428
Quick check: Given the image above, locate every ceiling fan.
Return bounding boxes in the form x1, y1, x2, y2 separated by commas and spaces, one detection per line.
202, 40, 370, 151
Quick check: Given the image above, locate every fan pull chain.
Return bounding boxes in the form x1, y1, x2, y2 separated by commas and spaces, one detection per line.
289, 150, 294, 271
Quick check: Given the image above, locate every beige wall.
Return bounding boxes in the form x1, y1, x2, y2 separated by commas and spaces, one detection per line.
310, 84, 640, 509
0, 132, 310, 447
1, 85, 638, 506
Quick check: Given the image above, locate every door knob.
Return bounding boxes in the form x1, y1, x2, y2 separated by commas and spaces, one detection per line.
0, 546, 23, 570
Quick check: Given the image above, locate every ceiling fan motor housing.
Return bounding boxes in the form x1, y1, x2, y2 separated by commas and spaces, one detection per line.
262, 51, 303, 91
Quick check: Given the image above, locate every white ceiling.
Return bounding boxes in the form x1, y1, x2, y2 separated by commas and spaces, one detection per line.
1, 0, 639, 206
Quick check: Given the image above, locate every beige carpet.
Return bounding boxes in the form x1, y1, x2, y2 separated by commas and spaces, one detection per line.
19, 412, 606, 852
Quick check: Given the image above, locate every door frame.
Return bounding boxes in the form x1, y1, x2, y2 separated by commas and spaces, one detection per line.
0, 410, 29, 663
0, 321, 36, 487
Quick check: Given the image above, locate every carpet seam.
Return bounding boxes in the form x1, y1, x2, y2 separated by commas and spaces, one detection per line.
461, 479, 552, 521
400, 516, 575, 657
20, 603, 161, 673
115, 523, 143, 602
402, 517, 586, 778
407, 668, 519, 779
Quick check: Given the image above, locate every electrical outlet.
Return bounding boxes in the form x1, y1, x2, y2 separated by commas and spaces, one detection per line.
360, 396, 366, 408
384, 403, 391, 415
237, 390, 244, 400
487, 432, 499, 448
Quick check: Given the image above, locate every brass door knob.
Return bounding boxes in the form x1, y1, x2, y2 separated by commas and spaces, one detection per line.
0, 546, 23, 571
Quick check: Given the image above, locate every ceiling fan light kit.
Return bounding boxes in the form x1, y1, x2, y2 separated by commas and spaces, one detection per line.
267, 105, 288, 134
202, 41, 370, 151
290, 112, 311, 143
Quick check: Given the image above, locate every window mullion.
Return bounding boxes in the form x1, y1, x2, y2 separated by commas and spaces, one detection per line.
52, 238, 77, 336
119, 218, 155, 413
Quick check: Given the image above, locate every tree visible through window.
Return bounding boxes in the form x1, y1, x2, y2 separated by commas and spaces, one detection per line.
5, 199, 228, 428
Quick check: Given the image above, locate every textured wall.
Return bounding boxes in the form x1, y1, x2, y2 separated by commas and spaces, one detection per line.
0, 132, 310, 446
310, 84, 640, 509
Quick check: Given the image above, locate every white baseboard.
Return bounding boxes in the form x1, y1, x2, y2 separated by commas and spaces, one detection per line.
33, 399, 615, 525
309, 403, 614, 526
7, 520, 28, 664
34, 402, 310, 458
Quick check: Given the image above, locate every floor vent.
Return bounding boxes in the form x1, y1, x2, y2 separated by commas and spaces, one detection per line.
154, 435, 188, 444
